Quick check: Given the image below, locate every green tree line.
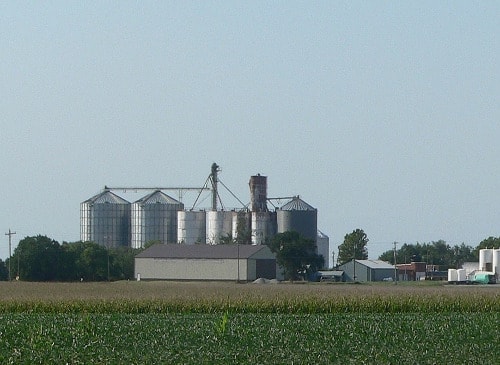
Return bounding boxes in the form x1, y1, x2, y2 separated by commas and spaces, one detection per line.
0, 235, 140, 281
378, 237, 500, 270
336, 229, 500, 270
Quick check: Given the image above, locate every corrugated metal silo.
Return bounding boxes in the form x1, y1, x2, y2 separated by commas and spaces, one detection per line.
316, 230, 330, 268
277, 196, 317, 242
131, 190, 184, 248
177, 210, 206, 245
206, 210, 233, 244
80, 190, 131, 248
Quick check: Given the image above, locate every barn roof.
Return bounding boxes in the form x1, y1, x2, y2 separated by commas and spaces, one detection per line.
136, 244, 274, 260
355, 259, 394, 269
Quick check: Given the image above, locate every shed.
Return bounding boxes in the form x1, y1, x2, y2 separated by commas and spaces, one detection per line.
337, 259, 395, 282
135, 244, 281, 281
317, 270, 345, 282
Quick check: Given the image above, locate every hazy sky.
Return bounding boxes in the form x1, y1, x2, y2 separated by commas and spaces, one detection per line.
1, 1, 499, 265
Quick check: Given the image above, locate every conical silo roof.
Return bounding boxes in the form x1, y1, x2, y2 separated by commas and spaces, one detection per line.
280, 196, 316, 211
134, 190, 181, 205
84, 190, 130, 205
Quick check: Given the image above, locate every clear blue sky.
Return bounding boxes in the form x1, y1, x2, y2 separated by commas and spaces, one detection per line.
1, 1, 499, 266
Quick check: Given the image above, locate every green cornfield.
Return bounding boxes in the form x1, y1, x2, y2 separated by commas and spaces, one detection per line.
0, 281, 498, 364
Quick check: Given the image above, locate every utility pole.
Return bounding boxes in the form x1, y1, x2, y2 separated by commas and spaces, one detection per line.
353, 240, 357, 282
237, 243, 240, 283
393, 242, 398, 284
5, 229, 16, 281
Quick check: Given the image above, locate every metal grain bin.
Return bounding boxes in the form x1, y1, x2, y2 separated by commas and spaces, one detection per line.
80, 190, 131, 248
131, 190, 184, 248
177, 210, 206, 245
277, 196, 317, 242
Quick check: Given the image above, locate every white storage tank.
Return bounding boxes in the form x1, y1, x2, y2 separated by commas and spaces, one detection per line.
492, 249, 500, 278
448, 269, 458, 283
479, 249, 493, 271
206, 210, 233, 244
231, 211, 239, 239
456, 268, 467, 283
177, 210, 206, 245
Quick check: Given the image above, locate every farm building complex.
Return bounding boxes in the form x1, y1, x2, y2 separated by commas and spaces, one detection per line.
80, 163, 331, 279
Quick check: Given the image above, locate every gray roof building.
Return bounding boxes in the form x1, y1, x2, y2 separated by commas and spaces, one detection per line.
337, 259, 395, 282
135, 244, 282, 281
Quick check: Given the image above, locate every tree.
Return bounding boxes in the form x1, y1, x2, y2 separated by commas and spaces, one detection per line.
78, 241, 108, 281
453, 243, 475, 268
109, 247, 141, 280
143, 240, 161, 249
268, 231, 324, 281
234, 210, 252, 245
378, 241, 475, 270
379, 242, 423, 264
472, 236, 500, 261
338, 229, 368, 265
13, 235, 62, 281
218, 233, 233, 245
0, 260, 8, 281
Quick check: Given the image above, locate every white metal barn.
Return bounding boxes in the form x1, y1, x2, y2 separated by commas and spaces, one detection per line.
135, 244, 281, 281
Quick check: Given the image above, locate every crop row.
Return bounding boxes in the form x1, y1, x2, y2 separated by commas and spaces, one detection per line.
0, 293, 499, 314
0, 312, 498, 364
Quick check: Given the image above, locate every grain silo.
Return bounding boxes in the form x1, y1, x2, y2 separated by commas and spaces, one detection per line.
249, 174, 268, 212
80, 190, 131, 248
277, 196, 317, 242
177, 210, 207, 245
206, 210, 233, 244
131, 190, 184, 248
250, 211, 277, 245
232, 210, 252, 244
316, 230, 330, 269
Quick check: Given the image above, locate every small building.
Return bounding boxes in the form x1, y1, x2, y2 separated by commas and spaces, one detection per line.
135, 244, 282, 281
337, 259, 395, 282
317, 270, 345, 282
396, 262, 426, 281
